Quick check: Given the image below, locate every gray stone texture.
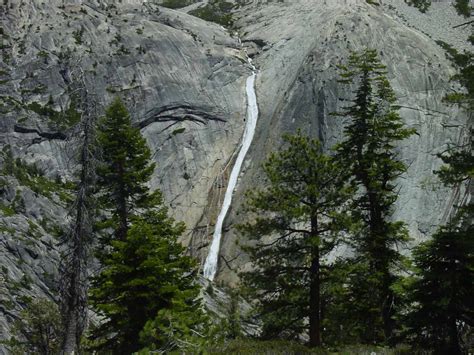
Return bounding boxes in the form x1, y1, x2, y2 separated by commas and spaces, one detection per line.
0, 0, 471, 347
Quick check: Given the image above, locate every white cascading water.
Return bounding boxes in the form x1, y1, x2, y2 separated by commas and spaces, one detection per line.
203, 59, 259, 281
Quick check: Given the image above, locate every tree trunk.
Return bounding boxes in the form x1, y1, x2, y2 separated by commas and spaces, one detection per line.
367, 188, 394, 342
62, 133, 90, 354
308, 214, 321, 347
309, 250, 321, 347
446, 317, 462, 355
62, 315, 77, 355
382, 280, 395, 342
60, 71, 96, 354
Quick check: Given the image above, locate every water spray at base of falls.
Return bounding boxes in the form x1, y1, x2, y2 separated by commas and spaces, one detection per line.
203, 60, 259, 281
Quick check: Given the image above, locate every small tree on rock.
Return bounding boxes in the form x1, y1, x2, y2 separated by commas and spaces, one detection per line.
3, 299, 61, 355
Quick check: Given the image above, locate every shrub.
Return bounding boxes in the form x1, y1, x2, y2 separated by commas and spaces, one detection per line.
189, 0, 234, 27
161, 0, 195, 9
2, 299, 61, 354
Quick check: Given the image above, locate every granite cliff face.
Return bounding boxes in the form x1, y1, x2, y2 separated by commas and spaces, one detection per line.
212, 0, 471, 283
0, 0, 471, 345
1, 0, 248, 344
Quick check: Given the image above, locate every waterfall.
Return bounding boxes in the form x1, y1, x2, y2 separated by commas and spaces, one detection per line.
203, 60, 259, 281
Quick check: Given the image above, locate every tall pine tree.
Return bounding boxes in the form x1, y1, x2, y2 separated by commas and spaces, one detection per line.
334, 49, 416, 343
239, 132, 353, 347
404, 216, 473, 353
89, 98, 204, 353
96, 97, 156, 240
403, 143, 473, 354
403, 9, 473, 349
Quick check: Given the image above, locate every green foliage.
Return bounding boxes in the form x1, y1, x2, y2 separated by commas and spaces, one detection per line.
239, 132, 353, 346
27, 98, 81, 130
0, 94, 22, 114
0, 222, 15, 234
90, 212, 203, 353
366, 0, 380, 6
37, 50, 49, 61
403, 128, 473, 353
161, 0, 195, 9
407, 0, 473, 18
0, 202, 15, 216
404, 0, 431, 13
96, 97, 157, 240
453, 0, 472, 17
204, 339, 327, 354
207, 287, 244, 343
172, 127, 186, 135
0, 145, 73, 200
2, 299, 61, 355
72, 26, 84, 45
27, 101, 57, 117
139, 288, 208, 353
436, 142, 474, 185
403, 8, 474, 351
11, 190, 26, 214
221, 289, 243, 340
189, 0, 234, 27
333, 49, 415, 344
203, 339, 410, 354
59, 98, 82, 129
403, 221, 473, 354
436, 41, 474, 111
90, 98, 204, 354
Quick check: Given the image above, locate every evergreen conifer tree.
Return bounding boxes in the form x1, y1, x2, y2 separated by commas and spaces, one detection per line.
239, 132, 352, 347
3, 299, 61, 355
403, 143, 473, 354
96, 97, 156, 240
403, 29, 473, 350
404, 216, 473, 353
401, 7, 473, 352
89, 98, 204, 353
334, 49, 416, 343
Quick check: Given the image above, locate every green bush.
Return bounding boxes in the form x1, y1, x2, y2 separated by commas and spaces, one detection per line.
453, 0, 471, 17
0, 203, 15, 216
1, 299, 61, 354
161, 0, 195, 9
204, 339, 325, 354
1, 146, 73, 200
172, 127, 186, 135
26, 98, 80, 130
404, 0, 431, 12
189, 0, 234, 27
204, 340, 415, 354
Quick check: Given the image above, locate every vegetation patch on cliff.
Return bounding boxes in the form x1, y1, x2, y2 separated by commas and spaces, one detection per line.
189, 0, 234, 27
